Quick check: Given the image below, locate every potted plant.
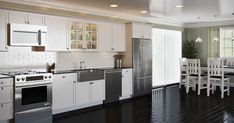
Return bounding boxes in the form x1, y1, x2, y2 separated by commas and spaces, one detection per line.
182, 40, 198, 58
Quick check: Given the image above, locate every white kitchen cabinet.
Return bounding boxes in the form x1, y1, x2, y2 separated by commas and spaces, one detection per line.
52, 73, 76, 111
76, 80, 105, 107
0, 86, 13, 104
98, 22, 112, 51
76, 82, 90, 106
45, 15, 68, 51
98, 22, 126, 51
8, 11, 44, 25
121, 69, 133, 99
112, 23, 126, 51
91, 80, 105, 103
0, 103, 13, 120
0, 78, 13, 121
0, 11, 7, 51
132, 23, 152, 39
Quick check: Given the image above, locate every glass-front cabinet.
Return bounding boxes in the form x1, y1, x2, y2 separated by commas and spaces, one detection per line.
68, 19, 98, 50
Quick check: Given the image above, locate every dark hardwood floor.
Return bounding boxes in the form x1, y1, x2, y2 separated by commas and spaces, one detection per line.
53, 85, 234, 123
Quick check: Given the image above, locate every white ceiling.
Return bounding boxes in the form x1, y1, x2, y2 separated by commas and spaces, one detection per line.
1, 0, 234, 26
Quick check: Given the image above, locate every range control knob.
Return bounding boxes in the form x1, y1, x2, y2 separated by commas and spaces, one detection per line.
48, 76, 51, 79
16, 78, 20, 81
22, 78, 25, 81
45, 76, 48, 79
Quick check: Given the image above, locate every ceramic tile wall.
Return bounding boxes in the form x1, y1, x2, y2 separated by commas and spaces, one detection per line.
0, 47, 56, 69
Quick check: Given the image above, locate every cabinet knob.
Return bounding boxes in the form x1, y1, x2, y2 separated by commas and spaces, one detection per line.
62, 76, 66, 78
0, 82, 3, 84
28, 21, 30, 24
90, 82, 93, 84
111, 48, 114, 50
1, 104, 3, 107
1, 87, 3, 90
73, 81, 76, 83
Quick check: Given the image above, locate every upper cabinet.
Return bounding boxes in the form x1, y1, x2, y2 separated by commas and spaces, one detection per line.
68, 19, 98, 51
99, 22, 126, 52
8, 11, 44, 25
45, 15, 68, 51
0, 11, 7, 51
131, 23, 152, 39
112, 23, 125, 51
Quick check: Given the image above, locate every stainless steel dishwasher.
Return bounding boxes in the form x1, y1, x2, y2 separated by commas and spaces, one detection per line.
104, 69, 122, 103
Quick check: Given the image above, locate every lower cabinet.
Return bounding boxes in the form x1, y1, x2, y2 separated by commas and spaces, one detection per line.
52, 73, 105, 114
52, 73, 76, 111
120, 69, 133, 100
76, 80, 105, 107
0, 78, 13, 121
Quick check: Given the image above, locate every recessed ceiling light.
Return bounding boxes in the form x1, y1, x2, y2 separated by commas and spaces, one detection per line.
176, 0, 183, 8
110, 4, 118, 8
140, 11, 148, 14
176, 5, 183, 8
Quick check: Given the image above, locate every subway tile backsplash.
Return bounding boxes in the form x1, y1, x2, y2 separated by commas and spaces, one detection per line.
0, 47, 56, 69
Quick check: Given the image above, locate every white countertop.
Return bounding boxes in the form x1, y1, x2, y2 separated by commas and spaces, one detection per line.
0, 74, 11, 79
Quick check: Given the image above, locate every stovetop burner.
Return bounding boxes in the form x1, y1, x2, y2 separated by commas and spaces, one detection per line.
2, 70, 47, 76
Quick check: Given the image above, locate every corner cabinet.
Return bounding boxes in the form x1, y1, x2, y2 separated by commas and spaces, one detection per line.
45, 15, 68, 51
0, 11, 7, 51
68, 19, 98, 51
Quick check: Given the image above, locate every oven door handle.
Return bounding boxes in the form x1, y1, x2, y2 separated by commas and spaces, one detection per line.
16, 83, 52, 88
15, 107, 51, 115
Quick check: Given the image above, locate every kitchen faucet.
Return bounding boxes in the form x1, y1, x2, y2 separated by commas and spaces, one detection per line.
80, 61, 86, 69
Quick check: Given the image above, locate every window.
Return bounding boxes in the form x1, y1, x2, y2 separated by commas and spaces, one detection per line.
220, 28, 234, 57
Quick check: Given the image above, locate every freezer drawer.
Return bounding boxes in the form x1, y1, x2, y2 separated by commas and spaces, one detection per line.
133, 76, 152, 97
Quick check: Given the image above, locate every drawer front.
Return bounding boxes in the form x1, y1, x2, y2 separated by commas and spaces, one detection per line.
0, 103, 13, 120
0, 78, 13, 87
0, 86, 13, 104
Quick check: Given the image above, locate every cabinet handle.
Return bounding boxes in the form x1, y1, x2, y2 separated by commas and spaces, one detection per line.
0, 82, 3, 84
1, 87, 3, 90
90, 82, 93, 84
62, 76, 66, 78
111, 48, 114, 50
1, 104, 3, 107
28, 21, 30, 24
73, 81, 76, 83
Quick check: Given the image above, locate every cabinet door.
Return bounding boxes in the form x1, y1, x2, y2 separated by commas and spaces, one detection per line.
0, 103, 13, 120
52, 73, 76, 110
8, 11, 28, 24
132, 23, 142, 38
98, 22, 112, 51
85, 21, 98, 50
45, 15, 68, 51
142, 24, 152, 39
27, 13, 44, 25
122, 69, 133, 97
68, 19, 85, 50
0, 86, 13, 104
76, 82, 90, 106
0, 11, 7, 51
113, 23, 126, 51
91, 80, 105, 103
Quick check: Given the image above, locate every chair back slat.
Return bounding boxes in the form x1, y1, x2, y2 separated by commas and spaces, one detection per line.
207, 58, 224, 77
179, 58, 187, 73
187, 59, 200, 75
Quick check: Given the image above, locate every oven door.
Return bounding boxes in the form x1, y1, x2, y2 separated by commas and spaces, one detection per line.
15, 84, 52, 113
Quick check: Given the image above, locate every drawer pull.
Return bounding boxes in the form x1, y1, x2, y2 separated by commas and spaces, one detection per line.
1, 104, 3, 107
62, 76, 66, 78
1, 87, 3, 90
90, 82, 93, 84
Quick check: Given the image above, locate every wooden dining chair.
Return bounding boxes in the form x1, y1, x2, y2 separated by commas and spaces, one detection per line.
207, 58, 230, 99
186, 59, 206, 95
179, 58, 187, 89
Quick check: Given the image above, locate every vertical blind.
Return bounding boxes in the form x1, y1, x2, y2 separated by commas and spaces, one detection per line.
152, 28, 182, 87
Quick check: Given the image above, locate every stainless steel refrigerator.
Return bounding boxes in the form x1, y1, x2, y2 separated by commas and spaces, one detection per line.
132, 38, 152, 97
